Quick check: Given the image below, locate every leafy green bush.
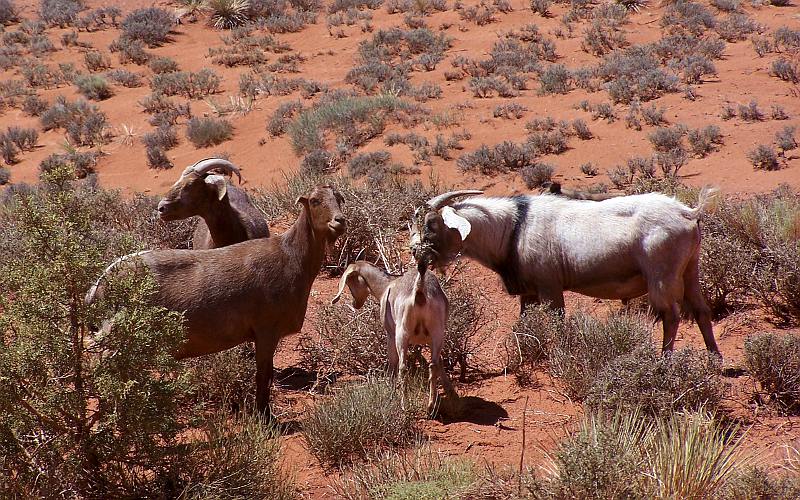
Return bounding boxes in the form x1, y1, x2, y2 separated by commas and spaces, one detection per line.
0, 166, 193, 497
303, 375, 424, 467
745, 333, 800, 414
186, 116, 233, 147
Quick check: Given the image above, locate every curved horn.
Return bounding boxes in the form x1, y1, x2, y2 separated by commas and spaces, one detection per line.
191, 158, 242, 184
331, 265, 359, 305
426, 190, 484, 210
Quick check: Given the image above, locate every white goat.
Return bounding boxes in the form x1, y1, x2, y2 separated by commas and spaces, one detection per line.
331, 261, 457, 413
412, 189, 721, 355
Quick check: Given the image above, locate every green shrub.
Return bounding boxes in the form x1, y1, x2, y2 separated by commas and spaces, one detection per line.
745, 333, 800, 414
0, 167, 193, 497
303, 375, 424, 467
186, 116, 233, 147
586, 345, 724, 417
75, 74, 113, 101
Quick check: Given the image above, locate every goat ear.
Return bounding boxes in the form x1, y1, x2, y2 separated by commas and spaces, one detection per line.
441, 206, 472, 241
296, 196, 309, 208
205, 174, 228, 201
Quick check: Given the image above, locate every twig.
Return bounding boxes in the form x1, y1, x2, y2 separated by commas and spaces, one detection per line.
519, 395, 529, 496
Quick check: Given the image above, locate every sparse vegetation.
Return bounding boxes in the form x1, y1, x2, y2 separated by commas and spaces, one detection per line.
74, 74, 113, 101
745, 333, 800, 414
303, 375, 424, 467
186, 116, 233, 147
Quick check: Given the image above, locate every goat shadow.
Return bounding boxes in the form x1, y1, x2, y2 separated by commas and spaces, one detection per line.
437, 395, 509, 426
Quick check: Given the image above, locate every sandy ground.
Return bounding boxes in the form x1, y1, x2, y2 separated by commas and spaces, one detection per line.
2, 0, 800, 497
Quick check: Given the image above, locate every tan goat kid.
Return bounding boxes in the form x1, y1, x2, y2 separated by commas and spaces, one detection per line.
88, 185, 346, 416
332, 261, 458, 414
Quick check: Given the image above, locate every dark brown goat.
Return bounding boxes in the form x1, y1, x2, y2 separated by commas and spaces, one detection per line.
88, 185, 346, 416
157, 158, 270, 249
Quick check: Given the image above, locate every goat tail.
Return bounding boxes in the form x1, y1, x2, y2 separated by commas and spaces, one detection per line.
689, 186, 719, 221
85, 250, 152, 306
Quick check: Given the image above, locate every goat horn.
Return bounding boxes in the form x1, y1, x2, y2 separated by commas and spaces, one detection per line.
331, 265, 358, 305
426, 190, 484, 210
190, 158, 242, 184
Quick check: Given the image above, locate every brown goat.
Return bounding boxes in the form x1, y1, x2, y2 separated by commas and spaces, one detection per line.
88, 185, 346, 416
157, 158, 270, 249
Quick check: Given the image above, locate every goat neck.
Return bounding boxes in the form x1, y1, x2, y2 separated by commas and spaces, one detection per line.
201, 193, 249, 247
281, 204, 327, 281
452, 198, 520, 270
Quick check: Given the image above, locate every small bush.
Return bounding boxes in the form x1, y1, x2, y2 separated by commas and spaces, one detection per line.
303, 375, 423, 467
572, 118, 592, 139
39, 0, 82, 27
771, 58, 799, 84
347, 150, 392, 179
772, 105, 789, 121
0, 0, 18, 26
142, 125, 179, 151
711, 0, 740, 11
40, 97, 109, 147
109, 38, 150, 65
106, 69, 143, 88
0, 134, 18, 164
521, 162, 555, 189
148, 56, 180, 74
745, 333, 800, 414
538, 64, 571, 95
723, 467, 800, 500
748, 144, 780, 170
649, 126, 685, 153
39, 150, 99, 178
22, 95, 48, 116
716, 14, 760, 42
776, 126, 797, 152
267, 100, 304, 136
688, 125, 723, 157
84, 51, 112, 72
738, 100, 764, 121
146, 146, 173, 170
186, 116, 233, 147
580, 162, 599, 176
586, 345, 724, 417
75, 74, 113, 101
530, 0, 551, 17
3, 127, 36, 153
493, 102, 527, 119
507, 304, 561, 384
121, 7, 173, 47
0, 165, 9, 184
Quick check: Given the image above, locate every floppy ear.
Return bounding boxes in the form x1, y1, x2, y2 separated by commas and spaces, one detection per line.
205, 174, 228, 201
441, 206, 472, 241
296, 195, 309, 208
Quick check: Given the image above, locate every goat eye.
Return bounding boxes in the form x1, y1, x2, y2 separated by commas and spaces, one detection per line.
310, 198, 322, 206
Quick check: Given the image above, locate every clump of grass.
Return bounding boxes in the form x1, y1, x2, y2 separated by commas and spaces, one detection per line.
303, 375, 424, 467
331, 445, 477, 499
186, 116, 233, 147
745, 333, 800, 414
207, 0, 251, 29
75, 74, 113, 101
183, 412, 295, 499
